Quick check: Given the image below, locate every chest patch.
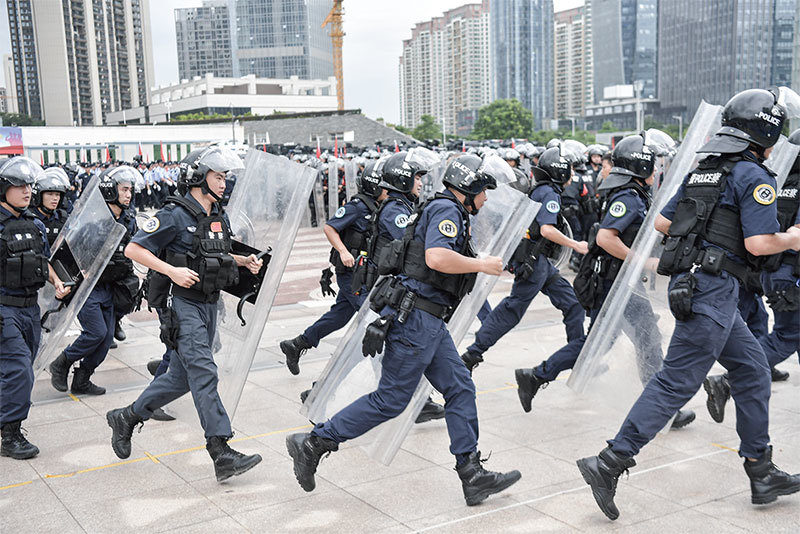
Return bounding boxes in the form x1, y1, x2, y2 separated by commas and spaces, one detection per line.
438, 219, 458, 238
753, 184, 776, 205
187, 225, 197, 233
608, 201, 627, 218
394, 214, 409, 228
335, 206, 346, 218
546, 200, 560, 214
142, 217, 160, 233
210, 221, 223, 233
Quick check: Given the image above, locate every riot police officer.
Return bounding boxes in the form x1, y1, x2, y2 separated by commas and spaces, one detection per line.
1, 157, 70, 459
461, 146, 587, 372
704, 127, 800, 422
514, 135, 695, 428
280, 161, 387, 375
285, 154, 522, 506
30, 167, 70, 246
49, 166, 140, 395
105, 147, 263, 482
577, 89, 800, 520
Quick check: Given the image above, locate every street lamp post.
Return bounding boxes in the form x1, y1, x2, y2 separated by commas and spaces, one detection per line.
633, 80, 644, 132
230, 104, 236, 144
568, 117, 576, 137
672, 115, 684, 141
164, 101, 172, 123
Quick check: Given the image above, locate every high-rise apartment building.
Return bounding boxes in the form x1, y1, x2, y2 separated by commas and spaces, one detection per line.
491, 0, 554, 130
175, 0, 233, 80
399, 1, 490, 135
659, 0, 796, 118
553, 5, 591, 120
3, 54, 18, 114
591, 0, 657, 103
6, 0, 154, 125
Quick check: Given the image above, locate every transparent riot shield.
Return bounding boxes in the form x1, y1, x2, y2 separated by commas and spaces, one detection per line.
548, 217, 573, 270
419, 152, 451, 202
303, 182, 541, 465
765, 135, 800, 189
344, 160, 358, 201
171, 151, 317, 421
567, 101, 724, 420
34, 178, 127, 374
328, 164, 340, 220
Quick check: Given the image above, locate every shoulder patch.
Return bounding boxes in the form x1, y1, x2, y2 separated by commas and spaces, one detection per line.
438, 219, 458, 238
394, 214, 409, 228
608, 201, 627, 218
753, 184, 776, 205
335, 206, 346, 218
546, 200, 560, 214
142, 217, 160, 233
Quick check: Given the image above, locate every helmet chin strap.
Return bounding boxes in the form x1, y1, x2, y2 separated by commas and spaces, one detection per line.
464, 193, 479, 215
201, 179, 222, 202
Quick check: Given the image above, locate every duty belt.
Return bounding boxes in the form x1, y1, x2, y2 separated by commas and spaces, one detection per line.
695, 247, 749, 284
372, 277, 453, 322
0, 293, 38, 307
171, 284, 219, 304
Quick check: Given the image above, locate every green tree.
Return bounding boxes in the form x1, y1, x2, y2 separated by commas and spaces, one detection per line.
470, 99, 532, 140
411, 114, 442, 141
599, 121, 616, 133
0, 113, 44, 126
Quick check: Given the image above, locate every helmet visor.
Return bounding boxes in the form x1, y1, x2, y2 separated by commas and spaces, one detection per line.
0, 157, 44, 185
778, 86, 800, 119
42, 167, 71, 189
478, 154, 515, 186
644, 129, 676, 156
199, 147, 245, 174
405, 147, 439, 174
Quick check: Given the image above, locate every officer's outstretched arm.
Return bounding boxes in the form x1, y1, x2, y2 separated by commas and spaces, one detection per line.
540, 224, 589, 254
655, 214, 671, 235
745, 227, 800, 256
323, 224, 354, 267
596, 228, 629, 261
125, 242, 200, 288
426, 247, 503, 275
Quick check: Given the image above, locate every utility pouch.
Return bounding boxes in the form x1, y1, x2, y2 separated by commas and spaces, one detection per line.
668, 273, 695, 322
376, 239, 405, 276
699, 247, 724, 276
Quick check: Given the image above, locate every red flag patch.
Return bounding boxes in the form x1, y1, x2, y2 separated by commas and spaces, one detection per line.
210, 221, 222, 232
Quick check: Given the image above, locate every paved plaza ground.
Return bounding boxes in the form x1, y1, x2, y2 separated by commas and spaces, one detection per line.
2, 228, 799, 533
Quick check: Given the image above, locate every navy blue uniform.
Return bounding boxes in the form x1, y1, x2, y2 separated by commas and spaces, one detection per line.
312, 191, 479, 459
31, 208, 67, 246
533, 186, 662, 383
608, 158, 777, 459
128, 193, 233, 439
0, 207, 50, 425
62, 210, 137, 372
467, 183, 584, 358
302, 196, 374, 347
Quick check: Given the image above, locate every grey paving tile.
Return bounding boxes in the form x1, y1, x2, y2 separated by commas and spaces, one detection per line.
164, 516, 251, 533
693, 490, 800, 533
408, 502, 577, 533
0, 506, 85, 534
615, 508, 748, 533
0, 478, 66, 520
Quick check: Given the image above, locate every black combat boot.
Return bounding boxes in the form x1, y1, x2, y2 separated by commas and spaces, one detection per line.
771, 367, 790, 382
576, 447, 636, 520
106, 404, 144, 459
744, 446, 800, 504
455, 451, 521, 506
147, 359, 161, 377
206, 436, 262, 482
114, 321, 126, 341
514, 368, 548, 413
0, 421, 39, 460
285, 432, 338, 492
671, 409, 696, 429
703, 374, 730, 423
280, 335, 313, 375
460, 351, 484, 374
49, 352, 71, 392
415, 397, 446, 424
71, 366, 106, 395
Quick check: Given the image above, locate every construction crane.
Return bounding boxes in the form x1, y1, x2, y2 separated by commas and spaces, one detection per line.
322, 0, 344, 110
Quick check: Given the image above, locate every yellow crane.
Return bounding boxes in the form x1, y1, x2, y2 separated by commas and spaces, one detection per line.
322, 0, 344, 110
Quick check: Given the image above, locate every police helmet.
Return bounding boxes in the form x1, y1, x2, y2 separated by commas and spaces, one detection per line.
501, 147, 521, 166
183, 146, 243, 200
508, 166, 534, 196
699, 88, 786, 154
598, 133, 656, 192
442, 154, 511, 214
378, 148, 438, 194
532, 146, 572, 184
63, 161, 81, 180
587, 144, 607, 157
0, 156, 44, 201
546, 138, 562, 149
99, 165, 142, 207
357, 161, 384, 198
644, 129, 677, 157
32, 167, 70, 210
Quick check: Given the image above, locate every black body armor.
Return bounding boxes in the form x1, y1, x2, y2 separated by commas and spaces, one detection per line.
99, 210, 136, 284
41, 208, 67, 246
329, 194, 378, 272
0, 211, 49, 294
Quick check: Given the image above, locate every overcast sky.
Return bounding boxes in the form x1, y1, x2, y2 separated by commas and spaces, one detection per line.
0, 0, 582, 123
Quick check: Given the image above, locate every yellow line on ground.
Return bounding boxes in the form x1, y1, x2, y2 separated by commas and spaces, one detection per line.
477, 385, 516, 396
144, 451, 160, 464
711, 443, 739, 453
0, 480, 33, 491
44, 457, 150, 478
68, 393, 80, 402
230, 423, 313, 443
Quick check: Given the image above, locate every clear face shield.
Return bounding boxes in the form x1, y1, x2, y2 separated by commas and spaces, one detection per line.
199, 147, 246, 176
0, 157, 45, 186
42, 167, 71, 189
405, 147, 440, 173
478, 153, 516, 188
644, 129, 677, 190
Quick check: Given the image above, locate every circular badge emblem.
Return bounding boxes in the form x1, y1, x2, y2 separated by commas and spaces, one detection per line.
335, 206, 346, 218
546, 200, 560, 214
394, 214, 409, 228
608, 201, 627, 218
753, 184, 776, 205
142, 217, 160, 233
438, 219, 458, 237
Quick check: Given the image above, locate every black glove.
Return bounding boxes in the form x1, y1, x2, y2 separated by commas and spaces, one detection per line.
362, 314, 394, 358
320, 267, 336, 297
159, 307, 181, 351
514, 260, 534, 282
766, 286, 800, 312
668, 273, 695, 322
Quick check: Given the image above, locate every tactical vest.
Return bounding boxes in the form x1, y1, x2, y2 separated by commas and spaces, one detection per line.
41, 208, 67, 246
378, 193, 477, 301
657, 155, 759, 280
0, 211, 49, 294
366, 195, 412, 261
163, 196, 238, 302
763, 172, 800, 273
512, 182, 569, 263
98, 210, 135, 284
329, 194, 379, 271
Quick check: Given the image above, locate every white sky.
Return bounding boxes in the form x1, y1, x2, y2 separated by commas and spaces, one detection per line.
0, 0, 583, 123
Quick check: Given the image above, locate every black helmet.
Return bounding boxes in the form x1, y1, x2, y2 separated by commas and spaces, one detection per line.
587, 144, 607, 157
442, 154, 509, 214
357, 160, 384, 198
32, 167, 70, 211
378, 148, 438, 194
181, 146, 243, 201
699, 88, 786, 154
63, 161, 81, 180
532, 146, 572, 184
0, 156, 44, 202
99, 165, 141, 208
546, 138, 562, 149
509, 166, 533, 196
611, 134, 655, 180
501, 147, 521, 167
